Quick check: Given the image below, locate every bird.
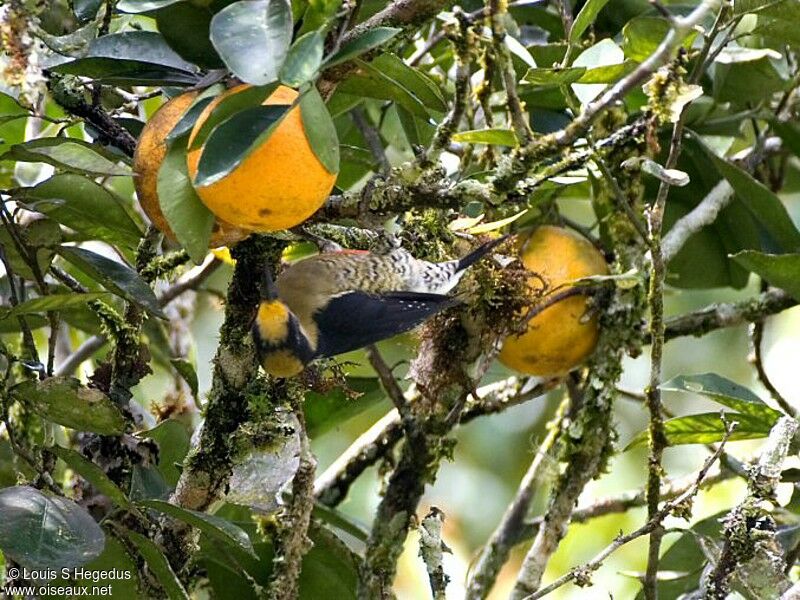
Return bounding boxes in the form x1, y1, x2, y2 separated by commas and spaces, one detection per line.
252, 236, 507, 378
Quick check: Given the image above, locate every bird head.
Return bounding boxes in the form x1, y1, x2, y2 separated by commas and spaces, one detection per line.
252, 265, 316, 378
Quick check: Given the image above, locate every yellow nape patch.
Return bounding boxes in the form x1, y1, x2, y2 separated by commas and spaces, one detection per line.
262, 349, 305, 378
256, 301, 290, 343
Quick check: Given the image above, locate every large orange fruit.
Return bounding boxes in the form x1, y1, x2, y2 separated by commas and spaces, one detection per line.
186, 85, 337, 231
133, 91, 250, 247
498, 226, 609, 376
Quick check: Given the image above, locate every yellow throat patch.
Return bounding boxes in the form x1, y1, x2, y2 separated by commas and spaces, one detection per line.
256, 301, 290, 344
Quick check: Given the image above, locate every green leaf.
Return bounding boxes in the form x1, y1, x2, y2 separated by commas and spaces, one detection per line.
0, 293, 109, 320
188, 84, 278, 151
280, 30, 324, 87
50, 31, 199, 85
73, 0, 103, 21
346, 58, 433, 120
155, 3, 223, 69
523, 66, 587, 87
734, 0, 786, 16
731, 251, 800, 299
0, 486, 105, 569
139, 419, 191, 487
125, 531, 189, 600
140, 499, 258, 560
324, 27, 401, 68
167, 96, 217, 142
452, 128, 518, 146
626, 412, 774, 449
1, 138, 131, 177
194, 104, 290, 186
51, 445, 130, 508
623, 17, 697, 62
772, 119, 800, 157
299, 85, 340, 174
210, 0, 293, 85
22, 173, 143, 248
57, 246, 165, 319
694, 135, 800, 252
170, 358, 199, 398
634, 512, 725, 600
158, 138, 215, 263
661, 373, 782, 420
570, 0, 611, 43
368, 54, 447, 113
11, 376, 126, 435
305, 377, 384, 437
0, 218, 62, 281
117, 0, 183, 12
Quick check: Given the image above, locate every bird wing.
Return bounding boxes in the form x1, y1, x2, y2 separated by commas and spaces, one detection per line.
313, 291, 459, 358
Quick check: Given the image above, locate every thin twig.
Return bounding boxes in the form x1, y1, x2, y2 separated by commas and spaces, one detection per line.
419, 507, 450, 600
524, 422, 736, 600
466, 395, 569, 599
351, 108, 391, 174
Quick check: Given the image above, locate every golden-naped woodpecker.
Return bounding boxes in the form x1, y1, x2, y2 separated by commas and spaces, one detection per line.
252, 236, 506, 377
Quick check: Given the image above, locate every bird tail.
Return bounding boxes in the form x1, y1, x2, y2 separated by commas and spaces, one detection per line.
455, 234, 510, 272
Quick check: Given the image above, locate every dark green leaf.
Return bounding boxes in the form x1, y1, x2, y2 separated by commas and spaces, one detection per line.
50, 31, 200, 85
140, 499, 258, 560
626, 412, 774, 449
188, 83, 278, 151
299, 86, 339, 175
210, 0, 293, 85
129, 465, 171, 502
50, 58, 200, 86
344, 59, 432, 120
452, 128, 518, 146
194, 104, 290, 186
369, 54, 447, 112
167, 96, 217, 141
661, 373, 782, 420
0, 486, 105, 569
11, 376, 126, 435
312, 503, 369, 544
51, 445, 130, 508
772, 119, 800, 157
570, 0, 611, 43
155, 3, 223, 69
125, 531, 189, 600
731, 251, 800, 299
661, 137, 760, 289
324, 27, 401, 68
23, 173, 143, 248
82, 30, 196, 72
57, 246, 165, 319
694, 135, 800, 252
280, 30, 324, 87
140, 419, 191, 487
523, 66, 587, 87
158, 139, 215, 263
170, 358, 199, 397
1, 138, 131, 177
0, 293, 109, 320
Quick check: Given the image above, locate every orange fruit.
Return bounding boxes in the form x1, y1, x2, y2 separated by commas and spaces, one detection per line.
133, 91, 250, 247
498, 226, 609, 376
186, 85, 337, 231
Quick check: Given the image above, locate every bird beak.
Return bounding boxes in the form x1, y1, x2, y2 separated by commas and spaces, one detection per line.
260, 264, 280, 301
